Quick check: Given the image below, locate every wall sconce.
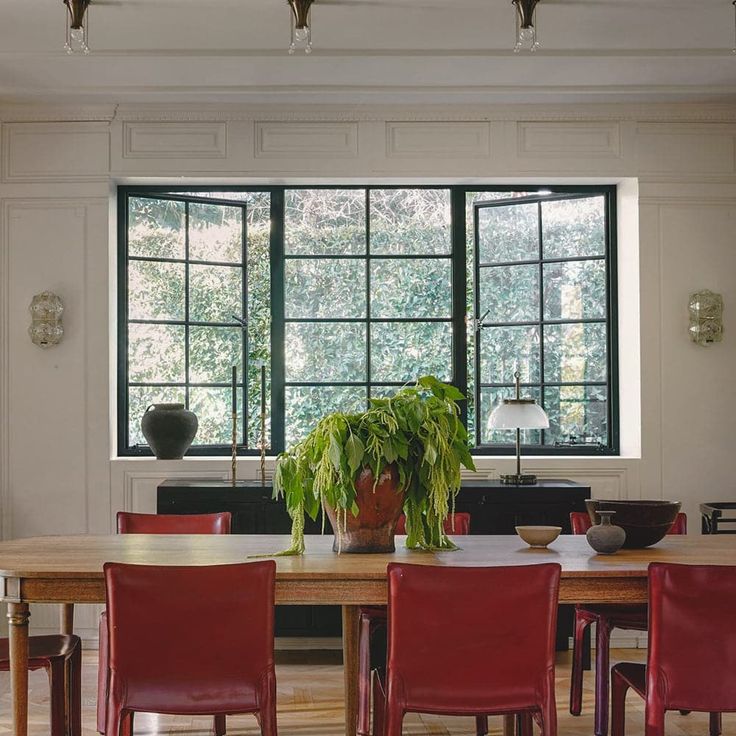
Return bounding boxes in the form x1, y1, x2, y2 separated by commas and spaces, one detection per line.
512, 0, 541, 53
29, 292, 64, 348
63, 0, 90, 55
689, 290, 723, 346
288, 0, 314, 55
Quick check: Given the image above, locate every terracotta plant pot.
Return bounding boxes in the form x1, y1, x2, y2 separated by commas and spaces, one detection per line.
325, 465, 405, 553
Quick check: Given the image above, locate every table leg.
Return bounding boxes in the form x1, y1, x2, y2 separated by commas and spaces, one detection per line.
8, 602, 30, 736
342, 605, 360, 736
60, 603, 74, 635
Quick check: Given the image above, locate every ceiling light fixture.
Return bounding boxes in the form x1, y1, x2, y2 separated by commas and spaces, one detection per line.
63, 0, 90, 55
288, 0, 314, 55
512, 0, 541, 53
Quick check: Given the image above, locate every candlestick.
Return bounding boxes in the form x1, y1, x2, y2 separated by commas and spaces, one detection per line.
231, 365, 237, 485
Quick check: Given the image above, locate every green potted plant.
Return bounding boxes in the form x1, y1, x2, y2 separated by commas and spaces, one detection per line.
274, 376, 476, 554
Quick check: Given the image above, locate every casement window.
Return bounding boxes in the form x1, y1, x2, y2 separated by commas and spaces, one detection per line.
119, 185, 617, 456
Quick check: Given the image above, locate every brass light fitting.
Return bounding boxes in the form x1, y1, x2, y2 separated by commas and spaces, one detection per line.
512, 0, 541, 53
63, 0, 90, 54
288, 0, 314, 55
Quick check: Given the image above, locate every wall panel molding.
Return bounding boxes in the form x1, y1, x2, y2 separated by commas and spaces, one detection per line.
255, 122, 358, 159
122, 121, 228, 159
1, 123, 110, 182
386, 121, 491, 159
517, 122, 621, 159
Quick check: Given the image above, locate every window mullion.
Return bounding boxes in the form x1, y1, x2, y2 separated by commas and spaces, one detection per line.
365, 189, 372, 404
184, 201, 190, 412
270, 190, 286, 454
538, 200, 545, 447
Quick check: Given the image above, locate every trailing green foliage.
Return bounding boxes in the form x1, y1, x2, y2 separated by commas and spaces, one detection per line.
273, 376, 476, 555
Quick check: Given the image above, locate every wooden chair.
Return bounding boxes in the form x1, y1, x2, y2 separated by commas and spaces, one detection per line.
104, 560, 277, 736
97, 511, 232, 734
373, 562, 561, 736
611, 563, 730, 736
569, 511, 687, 736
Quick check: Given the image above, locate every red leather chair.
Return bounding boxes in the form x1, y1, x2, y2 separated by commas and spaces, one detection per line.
569, 511, 687, 736
372, 562, 561, 736
104, 560, 277, 736
98, 511, 232, 734
358, 513, 473, 736
0, 634, 81, 735
611, 563, 731, 736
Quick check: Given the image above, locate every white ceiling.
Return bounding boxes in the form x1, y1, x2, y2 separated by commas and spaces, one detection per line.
0, 0, 734, 104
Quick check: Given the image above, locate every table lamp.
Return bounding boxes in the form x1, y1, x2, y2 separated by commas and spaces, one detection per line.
487, 370, 549, 485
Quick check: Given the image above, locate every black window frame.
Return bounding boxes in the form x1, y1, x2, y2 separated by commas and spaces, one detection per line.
117, 184, 618, 457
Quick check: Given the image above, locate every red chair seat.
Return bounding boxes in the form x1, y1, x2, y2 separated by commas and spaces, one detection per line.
0, 634, 81, 736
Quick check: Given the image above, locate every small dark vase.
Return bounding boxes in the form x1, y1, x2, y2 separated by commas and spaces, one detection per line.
324, 465, 405, 553
586, 510, 626, 555
141, 403, 198, 459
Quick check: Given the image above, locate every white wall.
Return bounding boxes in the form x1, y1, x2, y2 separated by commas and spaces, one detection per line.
0, 102, 734, 639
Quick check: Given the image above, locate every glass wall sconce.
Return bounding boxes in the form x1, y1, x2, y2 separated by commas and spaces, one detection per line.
29, 292, 64, 348
689, 290, 723, 346
288, 0, 314, 55
63, 0, 90, 55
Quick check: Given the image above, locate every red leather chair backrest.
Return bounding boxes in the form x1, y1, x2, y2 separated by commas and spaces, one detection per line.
116, 511, 231, 535
570, 511, 687, 536
386, 563, 561, 712
570, 511, 592, 535
104, 561, 275, 714
647, 562, 736, 712
395, 512, 471, 536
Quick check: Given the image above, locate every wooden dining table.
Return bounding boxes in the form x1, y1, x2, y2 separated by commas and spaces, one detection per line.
2, 533, 736, 736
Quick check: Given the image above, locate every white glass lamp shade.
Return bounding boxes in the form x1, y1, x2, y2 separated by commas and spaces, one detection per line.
488, 401, 549, 430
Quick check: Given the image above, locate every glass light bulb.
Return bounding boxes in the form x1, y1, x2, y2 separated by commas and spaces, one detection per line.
294, 27, 309, 43
518, 26, 535, 43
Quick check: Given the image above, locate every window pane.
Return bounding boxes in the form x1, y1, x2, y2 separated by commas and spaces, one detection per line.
542, 196, 605, 259
189, 387, 244, 445
128, 386, 186, 446
371, 259, 451, 318
129, 261, 184, 321
544, 384, 607, 447
129, 324, 185, 383
544, 322, 607, 383
189, 264, 242, 323
285, 259, 366, 318
189, 327, 243, 384
129, 197, 185, 260
370, 189, 451, 255
285, 323, 366, 382
477, 202, 539, 263
370, 385, 403, 399
543, 260, 606, 321
479, 264, 539, 323
285, 189, 365, 255
285, 386, 367, 446
480, 326, 540, 385
189, 203, 242, 263
479, 386, 542, 446
371, 322, 452, 383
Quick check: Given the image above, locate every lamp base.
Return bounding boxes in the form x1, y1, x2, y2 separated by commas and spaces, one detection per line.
499, 473, 538, 486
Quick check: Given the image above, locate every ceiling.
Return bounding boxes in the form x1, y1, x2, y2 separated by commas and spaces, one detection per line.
0, 0, 734, 105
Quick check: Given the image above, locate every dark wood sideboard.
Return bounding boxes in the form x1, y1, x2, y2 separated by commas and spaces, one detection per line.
157, 477, 590, 648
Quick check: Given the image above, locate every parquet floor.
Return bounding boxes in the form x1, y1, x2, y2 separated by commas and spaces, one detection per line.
0, 648, 733, 735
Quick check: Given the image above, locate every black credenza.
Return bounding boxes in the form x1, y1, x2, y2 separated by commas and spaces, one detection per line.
157, 477, 590, 648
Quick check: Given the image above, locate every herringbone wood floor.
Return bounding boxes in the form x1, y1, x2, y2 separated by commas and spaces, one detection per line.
0, 649, 732, 734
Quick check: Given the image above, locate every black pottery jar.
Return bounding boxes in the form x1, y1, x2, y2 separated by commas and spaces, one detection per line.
141, 403, 198, 459
586, 510, 626, 555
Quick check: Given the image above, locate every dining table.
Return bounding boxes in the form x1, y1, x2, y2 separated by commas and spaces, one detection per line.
2, 533, 736, 736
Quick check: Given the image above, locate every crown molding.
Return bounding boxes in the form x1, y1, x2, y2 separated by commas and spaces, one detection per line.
2, 101, 736, 125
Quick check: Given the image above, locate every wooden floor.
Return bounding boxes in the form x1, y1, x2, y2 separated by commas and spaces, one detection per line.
0, 648, 732, 735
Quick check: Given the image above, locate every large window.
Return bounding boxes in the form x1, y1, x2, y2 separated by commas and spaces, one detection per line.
119, 185, 617, 456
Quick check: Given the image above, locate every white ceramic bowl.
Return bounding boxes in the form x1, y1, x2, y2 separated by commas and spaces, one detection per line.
515, 525, 562, 549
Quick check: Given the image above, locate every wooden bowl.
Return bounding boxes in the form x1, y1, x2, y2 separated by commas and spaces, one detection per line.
515, 526, 562, 549
585, 499, 682, 549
